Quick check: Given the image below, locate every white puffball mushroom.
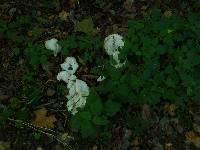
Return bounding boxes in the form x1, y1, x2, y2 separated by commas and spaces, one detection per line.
97, 76, 106, 82
56, 56, 90, 115
67, 84, 76, 99
66, 79, 89, 115
67, 75, 77, 89
112, 51, 120, 63
104, 34, 124, 56
45, 38, 61, 57
75, 79, 90, 97
67, 95, 87, 115
60, 57, 79, 75
56, 71, 71, 83
104, 34, 125, 68
66, 79, 89, 101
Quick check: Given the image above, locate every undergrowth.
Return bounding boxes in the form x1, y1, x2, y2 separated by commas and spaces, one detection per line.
0, 8, 200, 146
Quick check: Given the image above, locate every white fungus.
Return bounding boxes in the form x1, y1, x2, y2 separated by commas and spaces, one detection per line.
75, 79, 90, 97
56, 57, 79, 83
57, 57, 89, 115
104, 34, 124, 56
56, 71, 71, 83
97, 76, 106, 82
104, 34, 125, 68
66, 79, 89, 115
45, 38, 61, 57
67, 75, 77, 89
67, 95, 87, 115
60, 57, 79, 75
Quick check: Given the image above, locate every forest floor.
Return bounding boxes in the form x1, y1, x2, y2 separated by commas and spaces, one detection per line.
0, 0, 200, 150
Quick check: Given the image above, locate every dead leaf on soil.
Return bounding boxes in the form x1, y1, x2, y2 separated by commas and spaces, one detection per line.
0, 141, 10, 150
165, 143, 174, 150
48, 15, 57, 20
59, 10, 69, 21
31, 107, 57, 128
164, 103, 176, 116
132, 137, 140, 146
164, 10, 172, 18
37, 145, 43, 150
74, 17, 97, 35
78, 56, 87, 65
123, 0, 135, 12
185, 131, 200, 148
68, 0, 77, 8
92, 144, 98, 150
47, 88, 56, 97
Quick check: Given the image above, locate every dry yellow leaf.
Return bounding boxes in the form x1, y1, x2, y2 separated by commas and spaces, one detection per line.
92, 145, 98, 150
59, 10, 69, 21
185, 131, 200, 148
164, 103, 176, 116
132, 137, 140, 146
123, 0, 135, 12
32, 107, 57, 128
37, 145, 43, 150
164, 11, 172, 18
48, 15, 57, 20
165, 143, 174, 150
0, 141, 10, 150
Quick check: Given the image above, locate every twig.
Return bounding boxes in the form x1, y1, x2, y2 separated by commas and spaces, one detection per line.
47, 108, 67, 112
8, 118, 74, 150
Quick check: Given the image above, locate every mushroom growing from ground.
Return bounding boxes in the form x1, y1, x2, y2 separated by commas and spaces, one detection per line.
45, 38, 61, 57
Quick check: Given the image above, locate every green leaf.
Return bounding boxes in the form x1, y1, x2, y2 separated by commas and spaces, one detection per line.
130, 75, 142, 88
0, 108, 13, 126
16, 107, 28, 121
70, 113, 82, 129
92, 116, 109, 125
10, 97, 19, 109
79, 111, 92, 121
87, 90, 103, 115
81, 120, 97, 138
115, 83, 131, 100
33, 132, 41, 140
10, 48, 20, 57
104, 100, 121, 116
40, 55, 48, 65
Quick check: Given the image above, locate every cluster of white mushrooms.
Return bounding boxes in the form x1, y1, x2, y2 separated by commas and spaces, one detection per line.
45, 34, 125, 115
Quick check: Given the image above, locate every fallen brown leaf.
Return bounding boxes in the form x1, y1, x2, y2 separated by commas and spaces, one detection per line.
0, 141, 10, 150
132, 137, 140, 146
185, 131, 200, 148
58, 10, 69, 21
123, 0, 135, 12
32, 107, 57, 128
164, 103, 176, 116
164, 10, 172, 18
165, 143, 174, 150
46, 88, 55, 97
92, 144, 98, 150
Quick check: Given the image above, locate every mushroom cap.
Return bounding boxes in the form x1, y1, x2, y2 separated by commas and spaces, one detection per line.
60, 57, 79, 75
45, 38, 61, 56
104, 34, 124, 56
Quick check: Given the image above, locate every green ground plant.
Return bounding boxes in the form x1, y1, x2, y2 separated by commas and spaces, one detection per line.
67, 9, 200, 138
0, 7, 200, 146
